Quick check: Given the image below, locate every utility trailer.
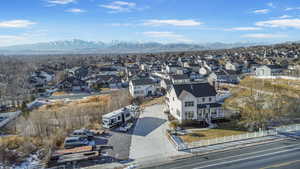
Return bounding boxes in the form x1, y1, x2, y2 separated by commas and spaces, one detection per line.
48, 145, 113, 168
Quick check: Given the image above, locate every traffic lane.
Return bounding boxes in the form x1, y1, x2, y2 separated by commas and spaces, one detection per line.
193, 146, 300, 169
169, 142, 300, 169
142, 139, 299, 169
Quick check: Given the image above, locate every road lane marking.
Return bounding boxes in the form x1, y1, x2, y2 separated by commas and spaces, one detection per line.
169, 142, 300, 169
192, 147, 300, 169
260, 159, 300, 169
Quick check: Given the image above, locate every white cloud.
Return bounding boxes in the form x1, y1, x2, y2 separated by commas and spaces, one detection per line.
226, 27, 262, 31
110, 23, 133, 26
113, 1, 136, 7
253, 9, 270, 14
144, 31, 183, 38
278, 15, 292, 19
47, 0, 76, 5
0, 35, 28, 46
285, 7, 300, 11
0, 30, 49, 47
267, 2, 275, 8
0, 20, 36, 28
143, 31, 193, 43
144, 19, 202, 27
242, 33, 287, 39
66, 8, 86, 13
100, 1, 137, 13
256, 19, 300, 29
0, 35, 25, 41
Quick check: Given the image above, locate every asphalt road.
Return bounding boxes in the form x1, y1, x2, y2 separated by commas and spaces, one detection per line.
142, 139, 300, 169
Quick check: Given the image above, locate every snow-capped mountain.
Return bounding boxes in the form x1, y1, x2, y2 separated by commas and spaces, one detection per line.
0, 39, 265, 55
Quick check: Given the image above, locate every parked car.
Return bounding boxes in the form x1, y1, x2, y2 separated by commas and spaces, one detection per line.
118, 122, 133, 132
64, 136, 89, 149
0, 116, 7, 122
70, 129, 94, 141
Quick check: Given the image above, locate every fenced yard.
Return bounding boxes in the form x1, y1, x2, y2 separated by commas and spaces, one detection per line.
171, 124, 300, 151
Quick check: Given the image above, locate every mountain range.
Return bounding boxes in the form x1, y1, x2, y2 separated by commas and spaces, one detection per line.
0, 39, 268, 55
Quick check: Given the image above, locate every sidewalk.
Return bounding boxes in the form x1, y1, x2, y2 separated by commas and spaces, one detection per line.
185, 135, 286, 153
83, 135, 289, 169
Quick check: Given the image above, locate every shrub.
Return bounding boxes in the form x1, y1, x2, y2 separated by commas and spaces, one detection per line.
169, 120, 180, 129
164, 110, 170, 114
167, 114, 175, 121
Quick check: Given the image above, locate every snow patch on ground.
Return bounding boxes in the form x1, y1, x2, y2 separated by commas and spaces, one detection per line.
0, 154, 41, 169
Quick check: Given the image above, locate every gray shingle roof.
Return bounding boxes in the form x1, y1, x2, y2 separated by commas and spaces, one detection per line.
173, 83, 217, 98
131, 78, 155, 86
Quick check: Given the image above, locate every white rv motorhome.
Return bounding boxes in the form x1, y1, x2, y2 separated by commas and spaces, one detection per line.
102, 106, 137, 129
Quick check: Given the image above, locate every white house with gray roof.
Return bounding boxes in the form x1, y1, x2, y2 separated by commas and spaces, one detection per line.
129, 78, 158, 98
166, 83, 224, 125
255, 65, 284, 77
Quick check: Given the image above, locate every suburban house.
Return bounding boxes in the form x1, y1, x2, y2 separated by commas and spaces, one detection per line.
87, 75, 123, 89
129, 78, 158, 98
166, 83, 224, 125
170, 74, 190, 84
30, 71, 54, 86
225, 61, 242, 71
68, 67, 89, 79
57, 77, 89, 91
184, 63, 201, 72
255, 65, 284, 77
166, 65, 182, 74
199, 67, 210, 76
208, 69, 239, 85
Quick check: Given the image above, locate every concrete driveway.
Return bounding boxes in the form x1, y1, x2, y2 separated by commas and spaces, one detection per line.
129, 104, 186, 161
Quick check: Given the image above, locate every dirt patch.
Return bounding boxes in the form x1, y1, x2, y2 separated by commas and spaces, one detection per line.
180, 129, 246, 143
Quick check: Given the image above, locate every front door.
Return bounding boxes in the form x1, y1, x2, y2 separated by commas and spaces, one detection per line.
121, 113, 125, 123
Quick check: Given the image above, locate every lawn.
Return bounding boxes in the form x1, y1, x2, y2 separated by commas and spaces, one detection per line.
180, 129, 246, 143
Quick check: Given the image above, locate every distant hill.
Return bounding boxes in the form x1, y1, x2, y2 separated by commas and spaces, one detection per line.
0, 39, 266, 55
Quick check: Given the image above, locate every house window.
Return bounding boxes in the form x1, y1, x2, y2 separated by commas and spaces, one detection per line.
185, 112, 194, 120
202, 98, 205, 102
176, 109, 180, 117
197, 111, 203, 119
185, 101, 194, 107
209, 97, 212, 102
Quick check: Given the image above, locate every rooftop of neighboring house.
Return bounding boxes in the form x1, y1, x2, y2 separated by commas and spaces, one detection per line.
265, 64, 284, 70
58, 76, 87, 86
170, 74, 190, 80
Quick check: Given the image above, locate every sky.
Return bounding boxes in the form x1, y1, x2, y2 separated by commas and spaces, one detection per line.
1, 0, 300, 46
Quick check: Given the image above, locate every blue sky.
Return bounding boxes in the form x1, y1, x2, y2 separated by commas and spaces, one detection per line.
1, 0, 300, 46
